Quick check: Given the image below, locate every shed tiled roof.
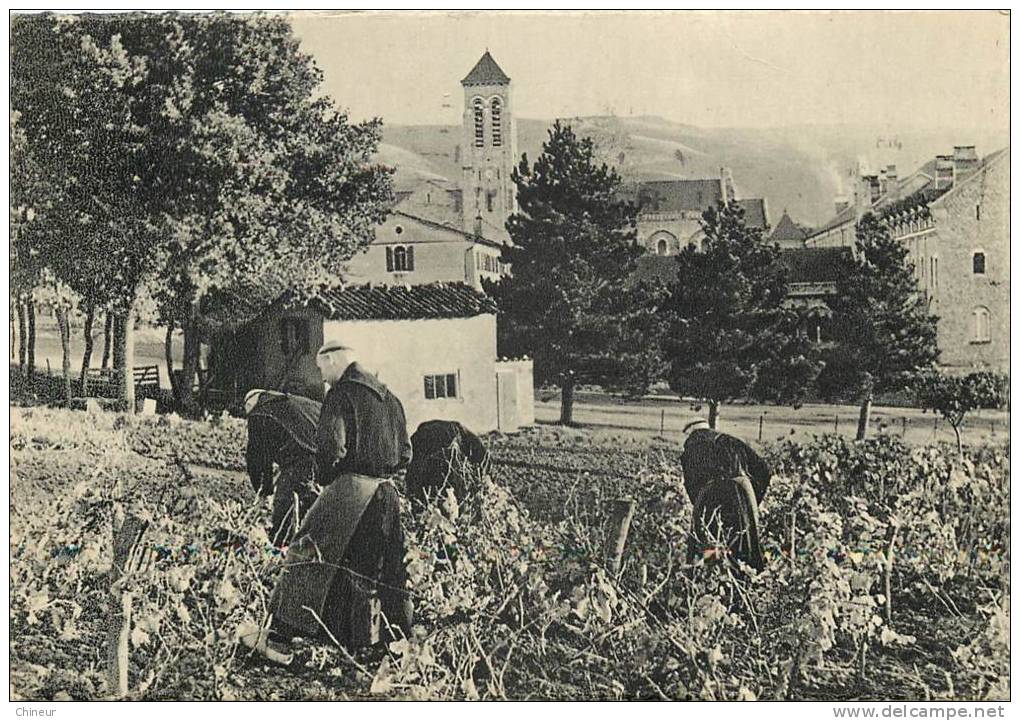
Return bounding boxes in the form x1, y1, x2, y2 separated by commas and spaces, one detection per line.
462, 51, 510, 86
778, 247, 852, 284
307, 283, 498, 321
627, 246, 846, 288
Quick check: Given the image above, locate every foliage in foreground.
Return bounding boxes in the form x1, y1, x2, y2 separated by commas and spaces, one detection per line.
10, 410, 1009, 700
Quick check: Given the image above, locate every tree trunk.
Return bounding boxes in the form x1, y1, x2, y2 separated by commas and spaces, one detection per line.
79, 303, 96, 396
165, 322, 182, 406
856, 393, 873, 441
559, 374, 576, 426
16, 302, 27, 372
178, 313, 203, 418
56, 306, 72, 406
952, 423, 963, 457
101, 311, 113, 369
708, 399, 720, 429
113, 305, 136, 413
26, 300, 36, 378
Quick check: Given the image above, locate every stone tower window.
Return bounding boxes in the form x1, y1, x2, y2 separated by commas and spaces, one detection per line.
973, 251, 986, 275
972, 306, 991, 343
491, 97, 502, 147
473, 97, 485, 147
657, 238, 669, 256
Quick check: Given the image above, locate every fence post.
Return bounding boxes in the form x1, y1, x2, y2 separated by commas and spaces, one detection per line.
659, 409, 665, 437
758, 414, 764, 442
902, 417, 907, 437
106, 510, 146, 699
606, 498, 636, 576
834, 415, 839, 435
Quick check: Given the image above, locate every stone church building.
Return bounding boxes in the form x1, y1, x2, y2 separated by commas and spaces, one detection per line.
208, 52, 534, 433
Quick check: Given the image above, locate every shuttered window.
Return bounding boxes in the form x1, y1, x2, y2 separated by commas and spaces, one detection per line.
424, 372, 459, 399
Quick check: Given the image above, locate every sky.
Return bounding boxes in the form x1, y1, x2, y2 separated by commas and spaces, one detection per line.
289, 10, 1010, 131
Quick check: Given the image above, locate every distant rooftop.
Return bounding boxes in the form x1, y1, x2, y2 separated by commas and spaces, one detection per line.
619, 178, 769, 230
462, 51, 511, 86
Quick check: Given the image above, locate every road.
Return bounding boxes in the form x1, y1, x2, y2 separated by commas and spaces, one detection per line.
533, 391, 1009, 447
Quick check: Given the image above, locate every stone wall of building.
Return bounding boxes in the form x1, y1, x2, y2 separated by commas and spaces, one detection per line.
344, 212, 504, 290
929, 152, 1009, 372
635, 212, 704, 255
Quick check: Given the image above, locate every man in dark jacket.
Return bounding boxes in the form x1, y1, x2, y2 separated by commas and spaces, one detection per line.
244, 390, 322, 545
680, 421, 772, 571
405, 419, 489, 504
250, 342, 414, 659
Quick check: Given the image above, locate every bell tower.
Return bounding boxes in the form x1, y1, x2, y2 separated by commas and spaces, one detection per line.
460, 51, 517, 240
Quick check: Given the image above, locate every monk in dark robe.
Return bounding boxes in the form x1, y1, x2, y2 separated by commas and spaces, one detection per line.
405, 420, 489, 504
248, 343, 413, 660
680, 421, 772, 571
244, 390, 322, 545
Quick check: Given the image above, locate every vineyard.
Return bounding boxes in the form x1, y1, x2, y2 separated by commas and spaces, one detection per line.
10, 408, 1010, 701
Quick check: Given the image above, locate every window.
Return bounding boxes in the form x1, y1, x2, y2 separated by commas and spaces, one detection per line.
280, 317, 308, 356
473, 97, 485, 147
973, 251, 986, 275
386, 245, 415, 272
486, 191, 495, 213
424, 373, 458, 399
491, 97, 502, 146
972, 306, 991, 343
656, 238, 669, 256
976, 204, 981, 221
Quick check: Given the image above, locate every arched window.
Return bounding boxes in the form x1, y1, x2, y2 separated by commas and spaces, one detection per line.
472, 97, 485, 148
386, 244, 415, 272
973, 251, 986, 275
657, 238, 669, 256
972, 306, 991, 343
491, 97, 502, 147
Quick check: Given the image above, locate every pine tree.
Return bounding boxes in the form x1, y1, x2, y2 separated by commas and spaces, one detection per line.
487, 121, 648, 425
662, 201, 820, 428
817, 213, 940, 439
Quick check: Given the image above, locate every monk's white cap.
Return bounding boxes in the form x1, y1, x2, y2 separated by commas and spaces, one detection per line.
317, 340, 354, 357
244, 388, 266, 415
683, 419, 709, 434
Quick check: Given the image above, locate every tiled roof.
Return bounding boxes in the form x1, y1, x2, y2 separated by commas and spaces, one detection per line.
462, 51, 510, 86
619, 179, 768, 230
619, 178, 724, 214
769, 210, 807, 243
307, 283, 498, 321
778, 247, 851, 284
736, 198, 769, 230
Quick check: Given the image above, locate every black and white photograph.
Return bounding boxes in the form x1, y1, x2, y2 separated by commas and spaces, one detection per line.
7, 8, 1011, 706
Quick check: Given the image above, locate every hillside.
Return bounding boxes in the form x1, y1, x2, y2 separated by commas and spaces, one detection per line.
380, 117, 1008, 227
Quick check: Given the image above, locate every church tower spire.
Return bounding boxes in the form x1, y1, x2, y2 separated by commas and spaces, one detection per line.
460, 51, 517, 240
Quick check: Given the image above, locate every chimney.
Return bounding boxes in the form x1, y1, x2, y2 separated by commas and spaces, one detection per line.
883, 165, 899, 201
935, 155, 955, 190
834, 196, 850, 215
953, 145, 979, 176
